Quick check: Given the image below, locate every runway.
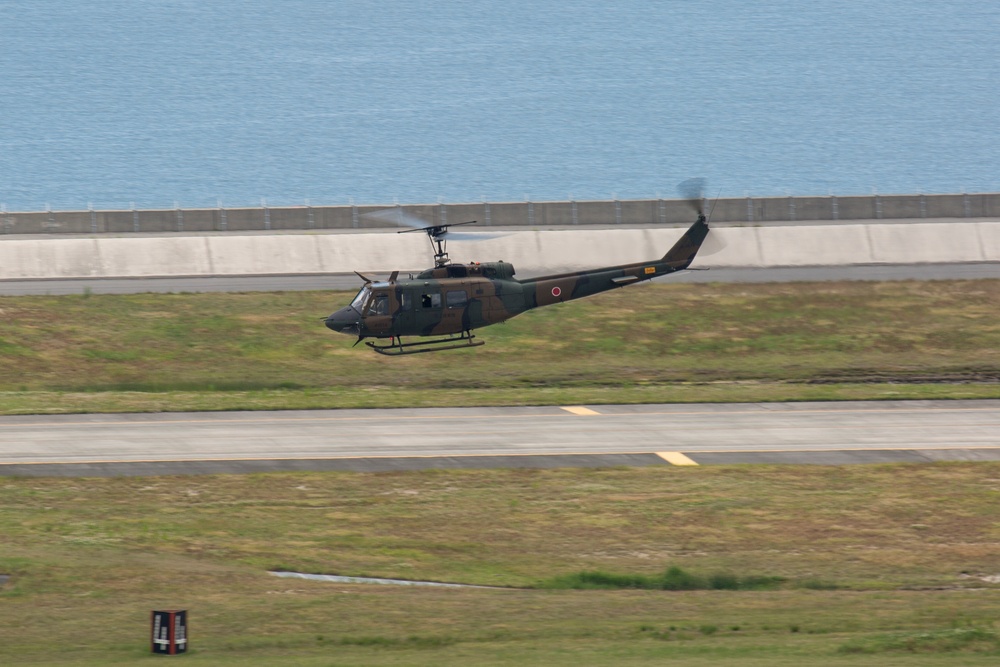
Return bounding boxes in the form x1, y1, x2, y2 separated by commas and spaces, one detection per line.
2, 400, 999, 477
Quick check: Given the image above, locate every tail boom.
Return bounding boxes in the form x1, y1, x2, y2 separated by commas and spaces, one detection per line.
520, 215, 711, 308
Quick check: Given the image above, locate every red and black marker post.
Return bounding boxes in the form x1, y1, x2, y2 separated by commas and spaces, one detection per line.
151, 610, 188, 655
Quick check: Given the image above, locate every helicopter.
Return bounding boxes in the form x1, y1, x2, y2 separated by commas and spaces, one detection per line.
325, 184, 715, 355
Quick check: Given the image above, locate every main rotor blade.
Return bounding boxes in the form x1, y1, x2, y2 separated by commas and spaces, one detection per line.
443, 230, 508, 241
363, 207, 433, 229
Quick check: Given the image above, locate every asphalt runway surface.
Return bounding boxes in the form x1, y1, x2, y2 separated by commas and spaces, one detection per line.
2, 400, 999, 477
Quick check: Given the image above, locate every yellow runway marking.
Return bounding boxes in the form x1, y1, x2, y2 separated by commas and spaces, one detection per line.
657, 451, 699, 466
560, 406, 601, 416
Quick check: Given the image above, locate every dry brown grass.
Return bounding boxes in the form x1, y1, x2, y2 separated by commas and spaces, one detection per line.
6, 465, 1000, 587
4, 464, 1000, 664
1, 280, 999, 414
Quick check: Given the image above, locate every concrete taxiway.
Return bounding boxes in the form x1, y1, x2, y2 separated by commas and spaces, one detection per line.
1, 400, 999, 477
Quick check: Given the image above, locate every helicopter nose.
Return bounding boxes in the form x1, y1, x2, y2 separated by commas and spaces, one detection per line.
325, 306, 361, 335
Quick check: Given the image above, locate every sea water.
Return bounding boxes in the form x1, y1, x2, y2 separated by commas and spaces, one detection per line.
1, 0, 998, 210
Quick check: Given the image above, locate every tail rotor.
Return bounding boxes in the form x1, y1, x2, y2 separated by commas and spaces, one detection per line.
677, 177, 708, 221
676, 177, 726, 258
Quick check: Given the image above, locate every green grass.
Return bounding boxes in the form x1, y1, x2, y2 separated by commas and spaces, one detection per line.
540, 566, 787, 591
4, 464, 1000, 664
839, 626, 1000, 654
3, 281, 1000, 663
1, 279, 1000, 414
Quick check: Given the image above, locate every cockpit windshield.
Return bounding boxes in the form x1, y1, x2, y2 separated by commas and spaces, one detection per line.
350, 286, 371, 311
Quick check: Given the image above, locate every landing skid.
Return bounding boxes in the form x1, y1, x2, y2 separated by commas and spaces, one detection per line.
366, 332, 485, 356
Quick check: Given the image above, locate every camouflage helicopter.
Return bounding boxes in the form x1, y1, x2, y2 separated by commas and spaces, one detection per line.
325, 185, 715, 355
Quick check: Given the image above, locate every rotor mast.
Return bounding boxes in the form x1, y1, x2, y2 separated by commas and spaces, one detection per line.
397, 220, 479, 268
427, 227, 450, 267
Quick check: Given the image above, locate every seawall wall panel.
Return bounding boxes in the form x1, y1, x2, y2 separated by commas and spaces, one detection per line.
2, 222, 998, 280
756, 225, 873, 267
978, 223, 1000, 261
205, 235, 326, 275
0, 239, 102, 278
867, 223, 985, 264
99, 237, 213, 277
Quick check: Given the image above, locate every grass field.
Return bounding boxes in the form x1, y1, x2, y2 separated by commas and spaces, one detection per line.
3, 464, 1000, 665
1, 279, 999, 414
3, 279, 1000, 664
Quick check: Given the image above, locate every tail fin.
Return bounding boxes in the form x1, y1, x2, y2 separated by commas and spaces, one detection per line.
661, 214, 710, 269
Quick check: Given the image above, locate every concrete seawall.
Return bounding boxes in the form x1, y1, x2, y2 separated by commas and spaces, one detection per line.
2, 222, 997, 281
4, 192, 1000, 235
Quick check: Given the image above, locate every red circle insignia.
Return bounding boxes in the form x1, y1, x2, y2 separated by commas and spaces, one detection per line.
551, 286, 562, 297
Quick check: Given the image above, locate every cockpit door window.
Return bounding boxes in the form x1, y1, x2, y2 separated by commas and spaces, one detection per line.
400, 291, 413, 311
366, 294, 389, 316
446, 290, 468, 308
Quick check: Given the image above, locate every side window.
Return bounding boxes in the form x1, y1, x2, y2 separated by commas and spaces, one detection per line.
367, 294, 389, 316
400, 291, 413, 311
421, 292, 441, 309
447, 290, 468, 309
